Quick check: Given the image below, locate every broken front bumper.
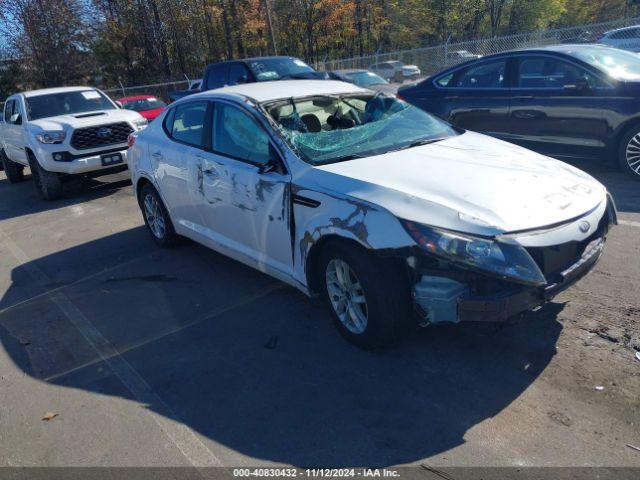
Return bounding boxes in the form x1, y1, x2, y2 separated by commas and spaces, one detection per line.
411, 195, 616, 325
458, 238, 604, 322
458, 237, 605, 322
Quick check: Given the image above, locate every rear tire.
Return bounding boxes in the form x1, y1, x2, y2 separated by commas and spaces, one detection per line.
618, 125, 640, 181
28, 153, 62, 200
1, 151, 25, 183
139, 183, 179, 247
319, 240, 412, 349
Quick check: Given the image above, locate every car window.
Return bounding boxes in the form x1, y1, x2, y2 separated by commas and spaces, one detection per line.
455, 59, 506, 88
212, 103, 270, 164
170, 102, 208, 147
228, 63, 250, 85
4, 100, 15, 122
610, 28, 638, 40
206, 65, 228, 90
436, 73, 454, 87
518, 56, 601, 88
25, 90, 115, 120
267, 94, 458, 165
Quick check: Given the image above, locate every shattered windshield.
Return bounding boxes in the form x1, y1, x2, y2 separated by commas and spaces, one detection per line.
265, 94, 458, 165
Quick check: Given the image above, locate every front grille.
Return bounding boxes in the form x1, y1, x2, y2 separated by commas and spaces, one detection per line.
525, 211, 610, 279
526, 242, 582, 277
70, 122, 133, 150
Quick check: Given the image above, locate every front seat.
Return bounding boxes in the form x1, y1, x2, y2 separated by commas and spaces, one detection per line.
301, 114, 321, 133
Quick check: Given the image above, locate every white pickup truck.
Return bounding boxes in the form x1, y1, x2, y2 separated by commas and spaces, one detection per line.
0, 86, 148, 200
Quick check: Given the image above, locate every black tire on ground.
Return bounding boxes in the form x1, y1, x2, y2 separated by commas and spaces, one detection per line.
618, 125, 640, 181
1, 151, 25, 183
28, 152, 63, 200
139, 183, 179, 247
319, 240, 412, 349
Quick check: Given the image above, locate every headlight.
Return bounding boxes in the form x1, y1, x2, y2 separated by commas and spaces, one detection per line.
401, 220, 546, 286
35, 131, 66, 144
133, 118, 148, 129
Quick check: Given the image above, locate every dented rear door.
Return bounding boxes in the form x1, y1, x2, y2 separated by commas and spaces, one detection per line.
193, 101, 293, 276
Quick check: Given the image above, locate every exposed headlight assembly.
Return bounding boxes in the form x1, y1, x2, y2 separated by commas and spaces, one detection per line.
133, 118, 148, 129
35, 131, 66, 144
401, 220, 546, 286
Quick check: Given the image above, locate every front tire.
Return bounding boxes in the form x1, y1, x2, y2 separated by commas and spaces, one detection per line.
618, 126, 640, 181
1, 151, 25, 183
139, 183, 179, 247
319, 241, 412, 349
28, 153, 62, 200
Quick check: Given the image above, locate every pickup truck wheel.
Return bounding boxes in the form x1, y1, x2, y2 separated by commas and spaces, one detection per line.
28, 154, 62, 200
319, 241, 412, 349
139, 184, 179, 247
1, 152, 25, 183
619, 126, 640, 181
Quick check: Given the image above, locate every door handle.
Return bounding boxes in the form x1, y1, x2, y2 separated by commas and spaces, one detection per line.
151, 151, 163, 160
202, 167, 218, 178
514, 95, 533, 100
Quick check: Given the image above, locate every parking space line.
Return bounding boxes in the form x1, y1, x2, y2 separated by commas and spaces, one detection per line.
619, 219, 640, 228
43, 284, 285, 383
0, 257, 142, 317
0, 228, 224, 469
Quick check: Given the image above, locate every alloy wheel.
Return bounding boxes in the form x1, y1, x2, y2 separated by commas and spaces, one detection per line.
625, 133, 640, 175
143, 193, 166, 239
325, 258, 368, 334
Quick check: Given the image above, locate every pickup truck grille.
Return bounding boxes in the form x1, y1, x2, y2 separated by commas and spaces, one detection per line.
70, 122, 133, 150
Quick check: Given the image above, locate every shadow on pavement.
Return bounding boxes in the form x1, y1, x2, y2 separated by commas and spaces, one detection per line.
0, 227, 564, 467
0, 171, 132, 222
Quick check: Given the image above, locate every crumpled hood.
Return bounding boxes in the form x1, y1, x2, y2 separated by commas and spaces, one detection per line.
313, 131, 607, 234
28, 109, 141, 132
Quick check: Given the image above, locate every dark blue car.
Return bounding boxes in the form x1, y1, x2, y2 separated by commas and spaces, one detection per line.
398, 44, 640, 180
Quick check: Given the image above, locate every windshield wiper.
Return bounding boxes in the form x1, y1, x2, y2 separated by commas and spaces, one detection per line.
407, 138, 447, 148
318, 153, 367, 165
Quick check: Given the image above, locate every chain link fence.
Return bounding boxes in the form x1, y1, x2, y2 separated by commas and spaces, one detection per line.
318, 16, 640, 77
102, 79, 191, 103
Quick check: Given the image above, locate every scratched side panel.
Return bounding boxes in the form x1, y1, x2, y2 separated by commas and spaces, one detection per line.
290, 186, 414, 288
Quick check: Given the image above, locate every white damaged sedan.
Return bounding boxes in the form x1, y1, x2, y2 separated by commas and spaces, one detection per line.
128, 80, 617, 348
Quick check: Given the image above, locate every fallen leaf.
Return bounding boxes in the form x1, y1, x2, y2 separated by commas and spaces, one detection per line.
42, 412, 58, 421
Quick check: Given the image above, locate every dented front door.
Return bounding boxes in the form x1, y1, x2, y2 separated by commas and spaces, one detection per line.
194, 102, 293, 276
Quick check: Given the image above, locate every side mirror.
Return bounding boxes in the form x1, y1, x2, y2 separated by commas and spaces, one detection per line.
258, 160, 278, 174
10, 113, 21, 125
115, 101, 123, 108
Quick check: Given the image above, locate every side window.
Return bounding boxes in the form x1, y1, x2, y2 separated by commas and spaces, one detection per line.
206, 65, 228, 90
163, 107, 176, 134
455, 60, 506, 88
212, 103, 270, 164
4, 100, 15, 123
610, 29, 635, 40
436, 73, 454, 87
170, 102, 208, 147
518, 56, 602, 89
228, 64, 250, 86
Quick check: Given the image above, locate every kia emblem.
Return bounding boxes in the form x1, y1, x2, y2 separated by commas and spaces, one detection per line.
579, 221, 590, 233
97, 127, 112, 138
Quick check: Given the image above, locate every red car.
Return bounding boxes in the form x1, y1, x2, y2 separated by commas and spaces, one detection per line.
117, 94, 166, 121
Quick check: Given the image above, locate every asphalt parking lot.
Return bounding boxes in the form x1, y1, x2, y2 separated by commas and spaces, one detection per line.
0, 162, 638, 470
